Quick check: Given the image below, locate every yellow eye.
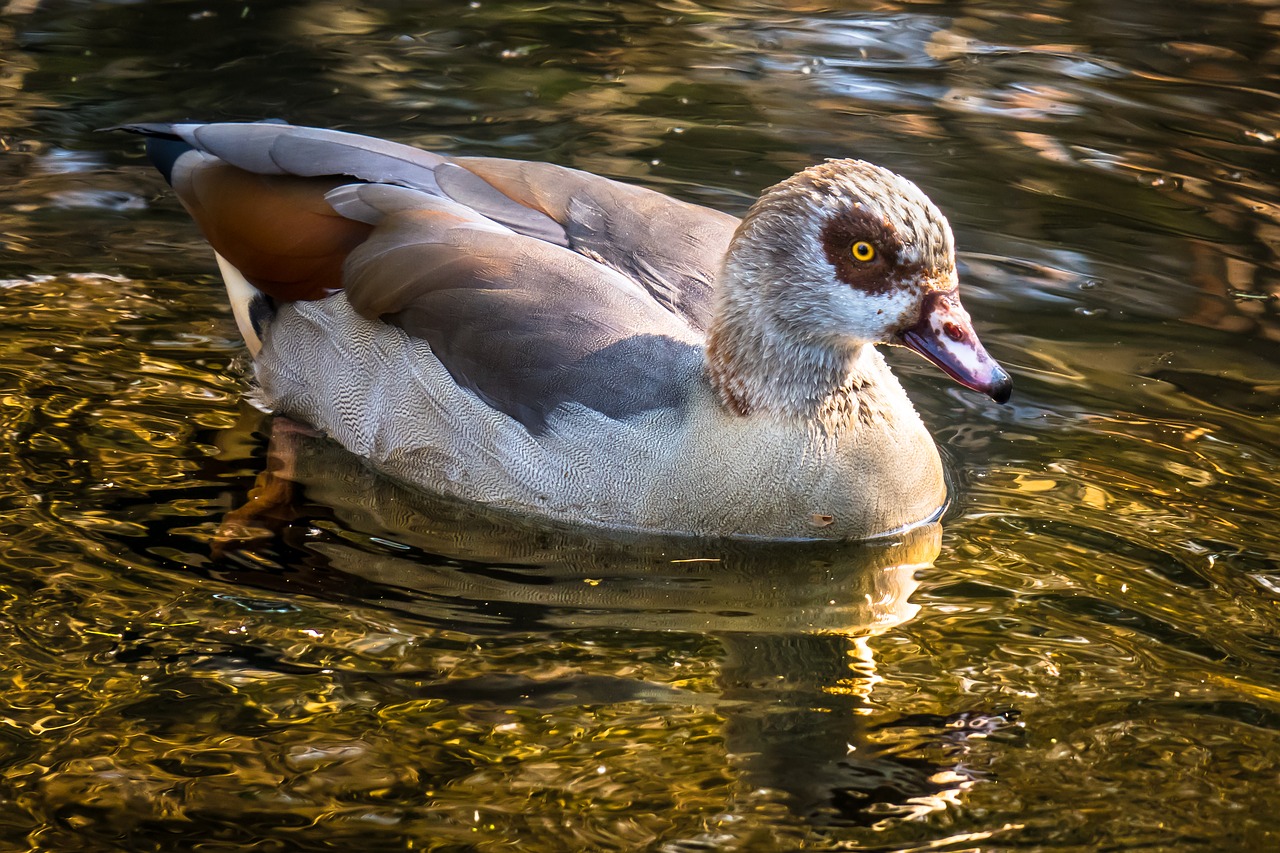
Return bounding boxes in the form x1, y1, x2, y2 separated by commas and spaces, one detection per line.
851, 241, 876, 262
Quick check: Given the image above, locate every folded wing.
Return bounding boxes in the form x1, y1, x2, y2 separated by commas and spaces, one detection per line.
128, 121, 738, 329
123, 122, 726, 430
330, 183, 704, 431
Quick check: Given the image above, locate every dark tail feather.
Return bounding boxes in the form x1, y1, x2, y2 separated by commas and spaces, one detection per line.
101, 122, 191, 185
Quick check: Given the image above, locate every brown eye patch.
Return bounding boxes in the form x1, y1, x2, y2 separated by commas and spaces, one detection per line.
819, 208, 906, 295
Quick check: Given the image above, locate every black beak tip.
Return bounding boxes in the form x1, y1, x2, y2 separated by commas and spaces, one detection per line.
988, 373, 1013, 405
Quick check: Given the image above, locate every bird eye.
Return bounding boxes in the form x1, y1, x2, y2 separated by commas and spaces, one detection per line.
850, 241, 876, 262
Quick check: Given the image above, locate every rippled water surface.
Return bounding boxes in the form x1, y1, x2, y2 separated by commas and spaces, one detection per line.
2, 0, 1279, 850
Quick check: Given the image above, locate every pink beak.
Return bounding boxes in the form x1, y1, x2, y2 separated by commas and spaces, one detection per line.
899, 290, 1012, 403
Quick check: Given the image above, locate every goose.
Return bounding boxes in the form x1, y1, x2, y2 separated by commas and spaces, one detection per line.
119, 121, 1011, 540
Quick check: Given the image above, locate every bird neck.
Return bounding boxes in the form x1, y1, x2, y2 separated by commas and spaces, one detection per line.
705, 280, 878, 430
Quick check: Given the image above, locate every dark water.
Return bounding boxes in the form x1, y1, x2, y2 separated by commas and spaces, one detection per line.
2, 0, 1279, 850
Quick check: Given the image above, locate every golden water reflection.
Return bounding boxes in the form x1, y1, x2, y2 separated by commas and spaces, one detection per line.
3, 389, 983, 849
2, 0, 1279, 848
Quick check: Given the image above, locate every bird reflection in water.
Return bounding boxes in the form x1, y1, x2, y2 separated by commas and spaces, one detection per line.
203, 409, 998, 828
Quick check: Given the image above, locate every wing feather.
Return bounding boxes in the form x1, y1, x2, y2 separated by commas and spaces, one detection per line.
341, 188, 701, 431
149, 122, 738, 327
129, 122, 726, 429
454, 156, 739, 329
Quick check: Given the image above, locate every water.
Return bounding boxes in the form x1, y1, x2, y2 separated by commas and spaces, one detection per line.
1, 0, 1278, 849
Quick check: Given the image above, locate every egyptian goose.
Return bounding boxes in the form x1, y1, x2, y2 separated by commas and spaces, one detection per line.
120, 122, 1010, 540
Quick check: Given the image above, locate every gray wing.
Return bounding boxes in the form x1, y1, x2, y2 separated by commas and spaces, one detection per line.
153, 122, 740, 331
329, 183, 704, 433
448, 156, 738, 330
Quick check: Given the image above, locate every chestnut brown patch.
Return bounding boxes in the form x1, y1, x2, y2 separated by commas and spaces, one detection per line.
181, 163, 374, 302
819, 208, 916, 295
